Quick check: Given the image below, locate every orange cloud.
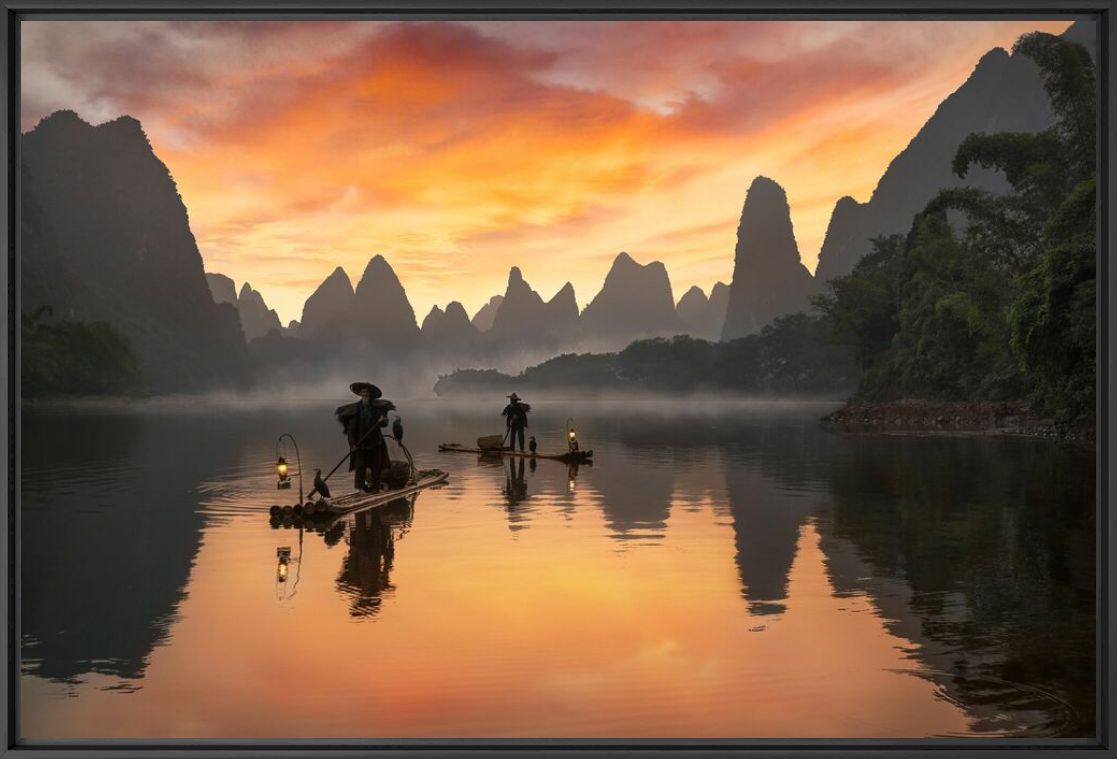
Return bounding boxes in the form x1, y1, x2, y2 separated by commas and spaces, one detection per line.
21, 19, 1077, 323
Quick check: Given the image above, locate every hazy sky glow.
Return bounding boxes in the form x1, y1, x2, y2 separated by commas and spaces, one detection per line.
21, 19, 1072, 324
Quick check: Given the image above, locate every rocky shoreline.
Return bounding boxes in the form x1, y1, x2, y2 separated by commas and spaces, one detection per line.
821, 400, 1094, 443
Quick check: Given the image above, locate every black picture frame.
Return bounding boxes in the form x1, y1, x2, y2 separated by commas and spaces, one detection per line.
1, 1, 1114, 756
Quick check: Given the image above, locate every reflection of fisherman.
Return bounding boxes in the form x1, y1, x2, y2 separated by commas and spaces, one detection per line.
346, 381, 390, 492
505, 457, 528, 505
335, 497, 413, 618
501, 393, 530, 452
337, 510, 394, 618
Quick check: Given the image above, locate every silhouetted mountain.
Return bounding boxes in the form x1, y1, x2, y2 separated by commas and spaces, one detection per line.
437, 301, 477, 343
351, 254, 421, 347
20, 110, 249, 390
299, 266, 354, 339
471, 294, 503, 333
544, 282, 580, 339
205, 272, 236, 305
237, 282, 283, 341
19, 165, 67, 315
708, 282, 729, 336
421, 305, 444, 333
580, 252, 682, 349
489, 267, 550, 341
721, 177, 814, 340
421, 301, 479, 347
285, 319, 300, 337
677, 281, 729, 341
677, 286, 708, 325
815, 22, 1094, 283
204, 273, 283, 341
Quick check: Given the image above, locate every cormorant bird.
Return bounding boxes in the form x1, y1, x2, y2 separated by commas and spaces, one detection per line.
392, 415, 404, 445
528, 436, 537, 455
312, 468, 331, 499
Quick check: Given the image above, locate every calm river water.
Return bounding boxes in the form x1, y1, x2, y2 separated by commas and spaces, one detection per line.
18, 399, 1095, 740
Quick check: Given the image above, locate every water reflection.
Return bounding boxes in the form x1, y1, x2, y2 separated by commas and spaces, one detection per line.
816, 434, 1095, 736
502, 457, 532, 532
588, 457, 672, 543
19, 409, 234, 686
335, 497, 414, 619
18, 402, 1095, 739
725, 469, 816, 616
603, 406, 837, 609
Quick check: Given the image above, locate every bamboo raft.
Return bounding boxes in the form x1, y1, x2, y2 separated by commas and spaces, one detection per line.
438, 443, 593, 464
319, 469, 449, 516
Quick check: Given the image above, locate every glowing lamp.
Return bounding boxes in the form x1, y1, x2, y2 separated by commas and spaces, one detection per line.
567, 425, 580, 453
276, 456, 291, 489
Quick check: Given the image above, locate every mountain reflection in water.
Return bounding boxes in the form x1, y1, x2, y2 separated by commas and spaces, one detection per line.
19, 401, 1094, 739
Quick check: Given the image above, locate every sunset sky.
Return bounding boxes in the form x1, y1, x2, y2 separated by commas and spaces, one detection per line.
20, 19, 1074, 325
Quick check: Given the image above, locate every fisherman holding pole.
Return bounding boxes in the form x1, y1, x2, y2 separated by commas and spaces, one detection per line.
345, 381, 391, 492
501, 393, 530, 452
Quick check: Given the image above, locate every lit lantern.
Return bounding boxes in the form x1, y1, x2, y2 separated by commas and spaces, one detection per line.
274, 434, 304, 503
567, 427, 579, 453
276, 456, 291, 489
276, 546, 291, 582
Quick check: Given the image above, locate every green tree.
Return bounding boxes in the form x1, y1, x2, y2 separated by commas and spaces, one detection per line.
942, 31, 1098, 422
1008, 177, 1096, 421
820, 31, 1096, 419
811, 234, 905, 391
617, 335, 717, 391
887, 213, 1027, 400
21, 307, 139, 397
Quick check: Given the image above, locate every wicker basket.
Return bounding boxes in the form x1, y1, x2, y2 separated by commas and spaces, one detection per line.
477, 434, 505, 451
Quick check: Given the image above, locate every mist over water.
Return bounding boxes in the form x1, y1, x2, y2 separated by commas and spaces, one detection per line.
22, 383, 849, 412
19, 400, 1094, 739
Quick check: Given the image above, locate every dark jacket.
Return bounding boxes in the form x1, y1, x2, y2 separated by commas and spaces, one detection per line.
502, 401, 530, 429
337, 399, 394, 471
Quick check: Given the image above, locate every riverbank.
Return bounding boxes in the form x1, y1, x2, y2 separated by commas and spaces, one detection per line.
821, 400, 1094, 443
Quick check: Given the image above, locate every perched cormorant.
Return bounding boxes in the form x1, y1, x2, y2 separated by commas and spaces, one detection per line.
312, 468, 331, 499
392, 415, 404, 445
529, 435, 537, 455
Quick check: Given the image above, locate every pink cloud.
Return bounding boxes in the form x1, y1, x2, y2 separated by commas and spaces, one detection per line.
19, 18, 1080, 323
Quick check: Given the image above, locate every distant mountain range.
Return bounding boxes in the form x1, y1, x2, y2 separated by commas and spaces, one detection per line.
237, 251, 720, 360
19, 23, 1089, 393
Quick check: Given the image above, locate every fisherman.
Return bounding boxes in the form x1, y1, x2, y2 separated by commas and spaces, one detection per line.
345, 381, 390, 492
501, 393, 530, 452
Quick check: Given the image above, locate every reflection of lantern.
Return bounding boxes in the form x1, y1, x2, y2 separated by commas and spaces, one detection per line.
276, 546, 291, 582
276, 456, 291, 489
